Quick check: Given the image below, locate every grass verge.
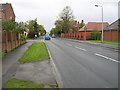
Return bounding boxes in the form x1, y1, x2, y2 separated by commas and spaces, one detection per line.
19, 42, 50, 64
4, 79, 44, 88
87, 40, 120, 45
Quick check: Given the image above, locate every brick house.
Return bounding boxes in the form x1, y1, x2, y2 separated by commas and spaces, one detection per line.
78, 22, 109, 40
0, 3, 15, 22
103, 20, 120, 42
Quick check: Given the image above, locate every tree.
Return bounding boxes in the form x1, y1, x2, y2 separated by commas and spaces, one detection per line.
27, 19, 39, 38
2, 19, 17, 32
55, 20, 63, 34
15, 22, 25, 34
59, 6, 74, 33
69, 19, 78, 33
79, 20, 85, 29
50, 28, 58, 36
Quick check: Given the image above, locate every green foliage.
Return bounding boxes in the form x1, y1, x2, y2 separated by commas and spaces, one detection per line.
27, 19, 46, 37
87, 40, 120, 45
2, 19, 17, 32
59, 6, 74, 33
16, 22, 25, 33
50, 28, 58, 36
118, 18, 120, 32
79, 22, 85, 28
21, 34, 27, 41
70, 19, 77, 33
91, 30, 101, 40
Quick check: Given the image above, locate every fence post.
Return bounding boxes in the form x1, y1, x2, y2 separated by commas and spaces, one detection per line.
5, 32, 9, 52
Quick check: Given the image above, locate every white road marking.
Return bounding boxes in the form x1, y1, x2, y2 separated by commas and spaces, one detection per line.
75, 46, 87, 51
95, 53, 120, 63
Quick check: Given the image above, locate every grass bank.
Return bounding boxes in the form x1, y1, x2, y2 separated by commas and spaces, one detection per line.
4, 79, 58, 88
4, 79, 44, 88
87, 40, 120, 45
19, 42, 50, 64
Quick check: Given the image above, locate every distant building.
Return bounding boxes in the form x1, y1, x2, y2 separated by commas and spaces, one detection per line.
104, 19, 120, 42
79, 22, 109, 32
0, 3, 15, 22
78, 22, 109, 40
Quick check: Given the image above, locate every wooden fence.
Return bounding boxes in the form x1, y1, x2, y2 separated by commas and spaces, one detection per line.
1, 31, 26, 53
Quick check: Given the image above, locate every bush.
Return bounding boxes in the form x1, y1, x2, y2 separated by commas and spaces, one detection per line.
91, 30, 101, 40
21, 34, 27, 41
27, 31, 35, 38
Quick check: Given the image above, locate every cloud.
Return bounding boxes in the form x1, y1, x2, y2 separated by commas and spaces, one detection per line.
1, 0, 119, 32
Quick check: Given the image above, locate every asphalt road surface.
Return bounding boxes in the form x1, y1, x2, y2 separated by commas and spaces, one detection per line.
45, 38, 119, 88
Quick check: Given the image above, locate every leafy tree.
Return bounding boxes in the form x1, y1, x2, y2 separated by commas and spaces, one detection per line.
27, 19, 39, 37
50, 28, 58, 36
55, 20, 63, 34
37, 25, 46, 36
15, 22, 25, 34
69, 19, 78, 33
41, 29, 46, 36
2, 19, 17, 32
59, 6, 74, 33
79, 20, 85, 29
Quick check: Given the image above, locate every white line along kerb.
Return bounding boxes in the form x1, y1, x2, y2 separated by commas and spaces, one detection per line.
75, 46, 87, 51
95, 53, 120, 63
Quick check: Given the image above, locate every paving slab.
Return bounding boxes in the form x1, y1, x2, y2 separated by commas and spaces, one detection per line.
14, 60, 56, 85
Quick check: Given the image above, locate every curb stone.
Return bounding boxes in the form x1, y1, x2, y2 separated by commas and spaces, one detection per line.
45, 41, 63, 88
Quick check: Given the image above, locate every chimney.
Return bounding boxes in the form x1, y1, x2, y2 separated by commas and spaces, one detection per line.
81, 20, 84, 23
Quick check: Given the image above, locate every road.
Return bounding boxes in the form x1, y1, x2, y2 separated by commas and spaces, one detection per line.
45, 38, 119, 88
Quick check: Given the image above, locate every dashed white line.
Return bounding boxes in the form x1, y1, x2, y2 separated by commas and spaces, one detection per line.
95, 53, 120, 63
75, 46, 87, 51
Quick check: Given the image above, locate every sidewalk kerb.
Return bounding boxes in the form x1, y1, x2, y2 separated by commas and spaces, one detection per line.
45, 41, 63, 88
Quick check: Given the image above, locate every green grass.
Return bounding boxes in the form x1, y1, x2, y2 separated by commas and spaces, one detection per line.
87, 40, 120, 45
37, 37, 43, 39
19, 42, 50, 64
49, 84, 58, 88
4, 79, 44, 88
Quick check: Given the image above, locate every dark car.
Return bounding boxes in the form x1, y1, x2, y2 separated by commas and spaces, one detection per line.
45, 36, 51, 40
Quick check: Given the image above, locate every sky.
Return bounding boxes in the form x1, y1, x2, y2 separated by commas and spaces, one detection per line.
0, 0, 119, 32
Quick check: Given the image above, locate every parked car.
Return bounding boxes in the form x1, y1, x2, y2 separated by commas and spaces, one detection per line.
52, 34, 56, 38
45, 36, 51, 40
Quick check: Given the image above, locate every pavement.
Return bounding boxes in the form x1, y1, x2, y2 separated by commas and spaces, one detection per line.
14, 60, 56, 85
2, 39, 57, 88
45, 38, 119, 88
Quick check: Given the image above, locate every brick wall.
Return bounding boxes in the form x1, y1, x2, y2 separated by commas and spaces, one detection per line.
61, 31, 92, 40
61, 30, 120, 42
2, 3, 15, 22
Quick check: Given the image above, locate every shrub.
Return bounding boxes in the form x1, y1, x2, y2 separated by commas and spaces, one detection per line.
91, 30, 101, 40
21, 34, 27, 41
27, 31, 35, 38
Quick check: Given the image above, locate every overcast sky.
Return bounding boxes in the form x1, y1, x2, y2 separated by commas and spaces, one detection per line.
0, 0, 119, 32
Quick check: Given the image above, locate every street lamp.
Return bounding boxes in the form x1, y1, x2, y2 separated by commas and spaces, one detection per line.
95, 5, 104, 42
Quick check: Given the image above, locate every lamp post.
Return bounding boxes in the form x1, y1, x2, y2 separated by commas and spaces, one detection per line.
95, 5, 103, 42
